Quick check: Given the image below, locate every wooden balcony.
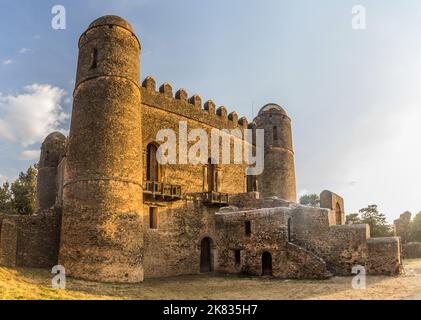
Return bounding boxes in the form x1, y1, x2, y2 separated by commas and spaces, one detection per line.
201, 191, 230, 207
143, 181, 182, 201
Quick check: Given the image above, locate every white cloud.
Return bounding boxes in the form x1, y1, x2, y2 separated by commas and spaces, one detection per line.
0, 84, 69, 147
18, 150, 40, 160
2, 59, 14, 65
19, 48, 30, 54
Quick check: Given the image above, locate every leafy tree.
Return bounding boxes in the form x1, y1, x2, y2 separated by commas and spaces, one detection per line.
346, 213, 361, 225
299, 194, 320, 207
0, 181, 13, 214
410, 212, 421, 242
358, 205, 393, 237
10, 166, 37, 215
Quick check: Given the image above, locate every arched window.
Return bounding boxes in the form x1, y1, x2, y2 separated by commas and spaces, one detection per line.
336, 203, 342, 225
146, 143, 161, 182
207, 158, 218, 192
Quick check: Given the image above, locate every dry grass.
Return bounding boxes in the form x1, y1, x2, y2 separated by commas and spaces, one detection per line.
1, 259, 421, 300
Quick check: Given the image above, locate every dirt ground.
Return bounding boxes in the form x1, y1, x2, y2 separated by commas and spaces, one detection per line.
1, 259, 421, 300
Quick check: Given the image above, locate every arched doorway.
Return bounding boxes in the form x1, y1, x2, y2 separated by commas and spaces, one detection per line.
262, 251, 272, 276
207, 158, 218, 192
200, 237, 213, 273
146, 143, 161, 182
336, 203, 342, 225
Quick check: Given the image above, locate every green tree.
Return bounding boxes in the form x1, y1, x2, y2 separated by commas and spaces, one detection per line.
0, 181, 13, 214
359, 205, 393, 237
345, 213, 361, 225
10, 166, 37, 215
410, 212, 421, 242
299, 194, 320, 207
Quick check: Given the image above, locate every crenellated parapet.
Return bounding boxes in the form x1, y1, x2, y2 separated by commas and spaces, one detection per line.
140, 75, 249, 131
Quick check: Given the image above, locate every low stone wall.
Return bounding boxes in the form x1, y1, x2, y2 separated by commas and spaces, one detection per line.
285, 242, 327, 279
403, 242, 421, 259
0, 210, 61, 268
228, 192, 290, 210
367, 237, 403, 275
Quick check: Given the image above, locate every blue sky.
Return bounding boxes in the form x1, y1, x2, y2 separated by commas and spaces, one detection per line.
1, 0, 421, 221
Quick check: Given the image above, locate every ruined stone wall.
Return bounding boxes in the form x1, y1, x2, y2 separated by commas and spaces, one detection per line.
291, 206, 369, 275
367, 237, 403, 275
0, 210, 61, 268
394, 211, 412, 244
320, 190, 345, 225
215, 207, 327, 279
291, 206, 402, 275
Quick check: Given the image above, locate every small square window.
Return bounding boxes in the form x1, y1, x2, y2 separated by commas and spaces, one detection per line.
149, 207, 158, 229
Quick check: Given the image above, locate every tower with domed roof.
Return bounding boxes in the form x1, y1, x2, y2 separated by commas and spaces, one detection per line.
254, 103, 297, 202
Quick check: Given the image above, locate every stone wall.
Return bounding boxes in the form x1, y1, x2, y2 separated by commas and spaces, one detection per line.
292, 206, 369, 275
367, 237, 403, 275
0, 210, 61, 268
215, 207, 328, 279
320, 190, 345, 225
394, 211, 412, 244
403, 242, 421, 259
143, 199, 220, 278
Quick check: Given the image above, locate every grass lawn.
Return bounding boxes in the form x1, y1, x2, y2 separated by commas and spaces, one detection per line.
1, 259, 421, 300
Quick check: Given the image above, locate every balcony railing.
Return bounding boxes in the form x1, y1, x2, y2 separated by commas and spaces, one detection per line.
144, 181, 182, 201
201, 191, 229, 206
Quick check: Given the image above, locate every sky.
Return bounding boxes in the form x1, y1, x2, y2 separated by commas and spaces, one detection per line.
0, 0, 420, 222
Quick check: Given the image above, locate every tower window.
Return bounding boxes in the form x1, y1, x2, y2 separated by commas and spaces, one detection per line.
245, 221, 251, 236
90, 48, 98, 69
273, 126, 278, 141
149, 207, 158, 229
234, 250, 241, 265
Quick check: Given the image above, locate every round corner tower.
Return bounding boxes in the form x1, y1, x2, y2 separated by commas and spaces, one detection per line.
36, 132, 66, 211
254, 103, 297, 202
59, 16, 144, 282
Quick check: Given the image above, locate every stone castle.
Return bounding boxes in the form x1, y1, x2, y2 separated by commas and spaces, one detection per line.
0, 16, 403, 282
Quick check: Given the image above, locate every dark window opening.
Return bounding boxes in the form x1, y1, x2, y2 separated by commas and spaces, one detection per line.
287, 218, 292, 242
149, 207, 158, 229
90, 48, 98, 69
245, 221, 251, 237
147, 143, 161, 182
273, 126, 278, 141
207, 158, 218, 192
234, 250, 241, 265
247, 175, 257, 192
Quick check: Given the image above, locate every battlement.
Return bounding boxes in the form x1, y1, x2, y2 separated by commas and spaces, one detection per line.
141, 76, 249, 131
